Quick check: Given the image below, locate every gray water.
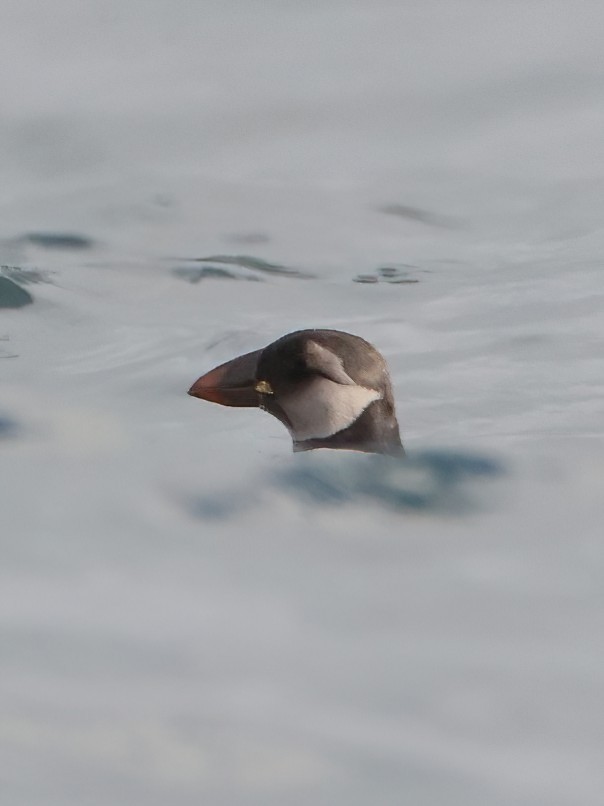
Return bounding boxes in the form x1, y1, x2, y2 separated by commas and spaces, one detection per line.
2, 3, 604, 804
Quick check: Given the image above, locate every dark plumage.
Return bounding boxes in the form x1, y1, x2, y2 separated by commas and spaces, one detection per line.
189, 329, 404, 456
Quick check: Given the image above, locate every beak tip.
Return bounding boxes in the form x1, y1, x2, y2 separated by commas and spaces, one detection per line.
188, 380, 213, 401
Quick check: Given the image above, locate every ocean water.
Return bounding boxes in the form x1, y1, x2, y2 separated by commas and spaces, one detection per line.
1, 2, 604, 804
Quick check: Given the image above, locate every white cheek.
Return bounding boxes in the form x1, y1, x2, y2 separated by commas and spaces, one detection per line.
280, 378, 381, 441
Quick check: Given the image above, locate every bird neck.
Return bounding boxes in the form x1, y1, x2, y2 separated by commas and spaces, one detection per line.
293, 401, 404, 457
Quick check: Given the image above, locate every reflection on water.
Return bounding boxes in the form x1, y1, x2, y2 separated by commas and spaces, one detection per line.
19, 232, 94, 250
354, 264, 421, 284
187, 450, 505, 520
0, 414, 19, 438
376, 203, 462, 229
0, 265, 53, 286
185, 254, 313, 279
0, 276, 34, 308
172, 265, 263, 283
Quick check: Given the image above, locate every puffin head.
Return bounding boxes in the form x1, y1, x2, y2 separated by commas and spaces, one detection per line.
188, 329, 404, 457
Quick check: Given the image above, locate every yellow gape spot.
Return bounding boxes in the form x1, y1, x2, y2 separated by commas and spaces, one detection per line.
254, 380, 274, 395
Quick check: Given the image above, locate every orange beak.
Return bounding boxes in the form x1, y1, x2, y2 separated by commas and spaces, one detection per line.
188, 349, 263, 407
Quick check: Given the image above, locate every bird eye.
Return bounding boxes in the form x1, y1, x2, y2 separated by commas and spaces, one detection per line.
254, 380, 273, 395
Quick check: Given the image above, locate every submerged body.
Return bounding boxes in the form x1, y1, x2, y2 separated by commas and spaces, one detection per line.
189, 329, 404, 457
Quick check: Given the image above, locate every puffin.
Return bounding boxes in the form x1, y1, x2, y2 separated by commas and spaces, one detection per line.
188, 329, 404, 457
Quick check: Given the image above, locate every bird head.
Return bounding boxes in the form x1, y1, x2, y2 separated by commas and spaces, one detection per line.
189, 329, 404, 456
